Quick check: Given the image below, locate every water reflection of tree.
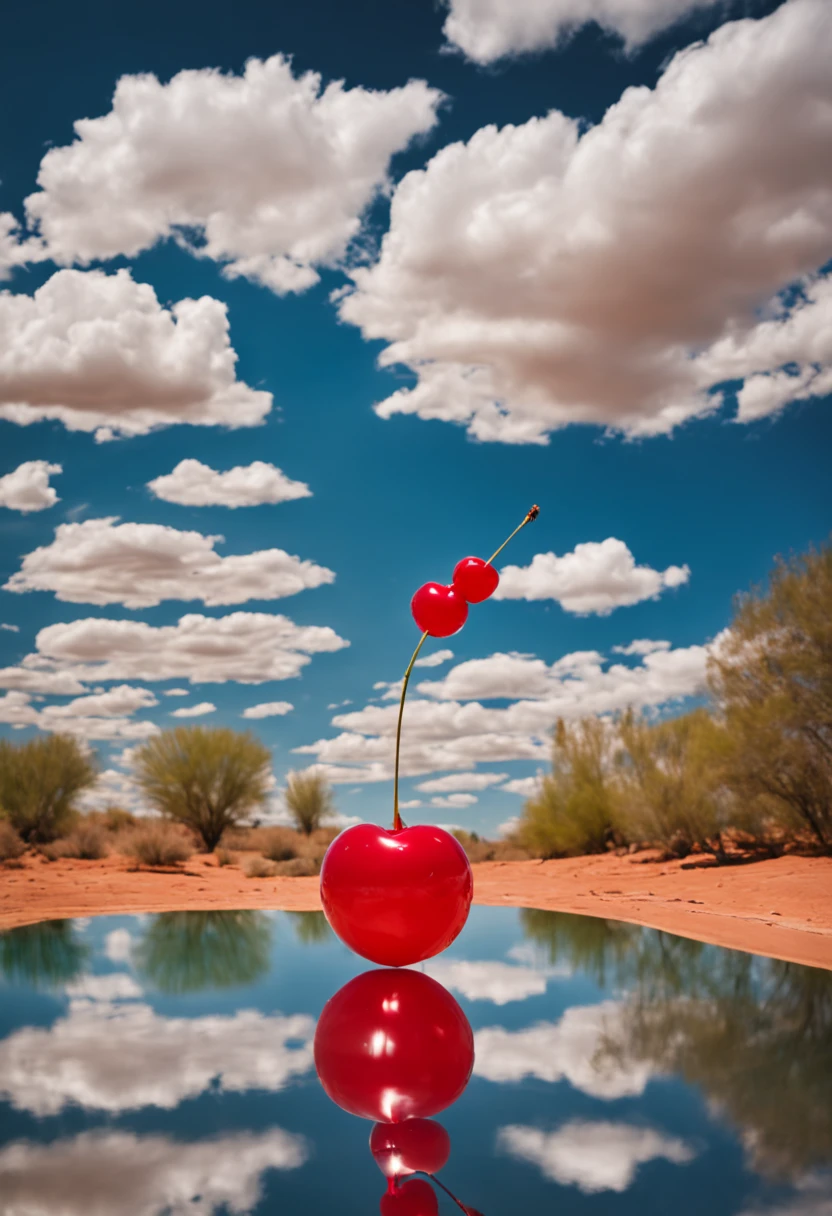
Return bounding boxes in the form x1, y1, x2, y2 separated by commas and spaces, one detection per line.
0, 919, 89, 988
522, 909, 832, 1179
286, 911, 332, 945
135, 911, 273, 994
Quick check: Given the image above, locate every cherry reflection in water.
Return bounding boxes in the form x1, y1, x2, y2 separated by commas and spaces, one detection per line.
314, 968, 483, 1215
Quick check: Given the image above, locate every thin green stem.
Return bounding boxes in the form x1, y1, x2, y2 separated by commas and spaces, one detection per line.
393, 630, 429, 830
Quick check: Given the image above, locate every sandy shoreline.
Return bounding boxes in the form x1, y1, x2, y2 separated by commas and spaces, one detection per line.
1, 850, 830, 970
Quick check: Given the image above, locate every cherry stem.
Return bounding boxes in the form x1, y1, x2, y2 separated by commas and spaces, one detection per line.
425, 1173, 478, 1215
392, 505, 539, 831
393, 630, 429, 830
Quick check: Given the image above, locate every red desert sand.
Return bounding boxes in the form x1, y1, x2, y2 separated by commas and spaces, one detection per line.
1, 849, 830, 970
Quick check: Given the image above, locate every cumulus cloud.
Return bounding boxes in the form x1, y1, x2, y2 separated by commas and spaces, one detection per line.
242, 701, 294, 719
296, 638, 707, 783
431, 792, 478, 807
79, 769, 149, 815
0, 1127, 307, 1216
474, 1001, 654, 1097
442, 0, 718, 62
413, 648, 455, 668
423, 959, 550, 1004
498, 1120, 695, 1192
6, 517, 335, 608
147, 459, 311, 508
501, 776, 542, 797
0, 269, 272, 440
494, 540, 689, 614
49, 685, 158, 718
341, 0, 832, 443
0, 691, 158, 741
23, 611, 348, 686
0, 666, 87, 694
17, 55, 441, 292
417, 771, 508, 792
0, 988, 315, 1115
170, 702, 216, 718
163, 688, 189, 696
612, 638, 672, 656
0, 460, 61, 513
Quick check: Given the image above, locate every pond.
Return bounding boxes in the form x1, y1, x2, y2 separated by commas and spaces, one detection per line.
0, 906, 830, 1214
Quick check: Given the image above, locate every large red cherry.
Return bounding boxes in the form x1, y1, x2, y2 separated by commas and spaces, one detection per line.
320, 823, 472, 966
314, 968, 474, 1122
411, 583, 468, 637
370, 1119, 451, 1178
452, 557, 499, 604
380, 1179, 439, 1216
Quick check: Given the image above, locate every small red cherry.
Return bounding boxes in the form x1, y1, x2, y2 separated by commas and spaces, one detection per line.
380, 1179, 439, 1216
370, 1119, 451, 1178
411, 583, 468, 637
314, 968, 474, 1122
320, 823, 472, 966
452, 557, 499, 604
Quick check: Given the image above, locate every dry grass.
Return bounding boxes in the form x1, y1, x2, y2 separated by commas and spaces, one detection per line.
42, 822, 109, 861
121, 820, 194, 867
452, 830, 532, 864
228, 824, 340, 876
215, 847, 236, 867
244, 856, 278, 879
0, 821, 25, 863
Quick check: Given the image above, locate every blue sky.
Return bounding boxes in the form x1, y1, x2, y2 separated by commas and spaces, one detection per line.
0, 0, 830, 836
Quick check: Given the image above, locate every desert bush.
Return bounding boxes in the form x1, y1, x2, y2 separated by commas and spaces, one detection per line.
100, 806, 137, 833
122, 820, 194, 867
449, 831, 531, 863
43, 822, 109, 861
0, 821, 25, 862
284, 770, 335, 835
518, 718, 623, 859
272, 857, 318, 877
259, 826, 299, 862
244, 856, 278, 879
133, 727, 272, 851
215, 847, 236, 867
0, 735, 97, 842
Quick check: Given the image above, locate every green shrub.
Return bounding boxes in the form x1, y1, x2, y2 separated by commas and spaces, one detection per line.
0, 735, 97, 842
284, 770, 335, 835
122, 820, 193, 867
259, 827, 299, 862
43, 822, 109, 861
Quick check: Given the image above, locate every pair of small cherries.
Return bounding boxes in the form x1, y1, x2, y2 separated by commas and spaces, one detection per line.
411, 556, 499, 639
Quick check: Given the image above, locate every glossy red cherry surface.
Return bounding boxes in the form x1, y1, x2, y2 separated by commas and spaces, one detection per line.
314, 967, 474, 1122
452, 557, 500, 604
411, 583, 468, 638
320, 823, 472, 967
380, 1179, 439, 1216
370, 1119, 451, 1178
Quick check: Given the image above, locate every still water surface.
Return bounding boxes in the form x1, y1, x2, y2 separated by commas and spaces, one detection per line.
0, 906, 830, 1214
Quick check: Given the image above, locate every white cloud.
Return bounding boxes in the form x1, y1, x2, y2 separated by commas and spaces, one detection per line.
19, 55, 441, 293
79, 768, 149, 816
147, 459, 311, 508
494, 540, 689, 614
295, 640, 708, 784
341, 0, 832, 444
0, 991, 315, 1115
497, 815, 521, 837
474, 1002, 654, 1098
6, 517, 335, 608
498, 1120, 695, 1192
0, 1127, 307, 1216
0, 460, 61, 513
49, 685, 158, 718
104, 928, 134, 964
431, 792, 478, 807
417, 771, 508, 792
162, 688, 189, 696
413, 648, 455, 668
170, 702, 216, 718
0, 666, 87, 695
612, 639, 672, 657
423, 959, 550, 1004
0, 691, 155, 743
242, 701, 294, 719
399, 799, 423, 809
25, 611, 348, 686
0, 623, 20, 632
0, 269, 271, 440
442, 0, 718, 62
500, 776, 542, 797
0, 691, 40, 729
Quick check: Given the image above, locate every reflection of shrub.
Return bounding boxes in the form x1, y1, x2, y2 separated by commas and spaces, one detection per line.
123, 821, 193, 867
0, 919, 90, 988
244, 856, 278, 878
135, 910, 273, 993
0, 821, 25, 862
43, 822, 109, 861
287, 911, 332, 944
